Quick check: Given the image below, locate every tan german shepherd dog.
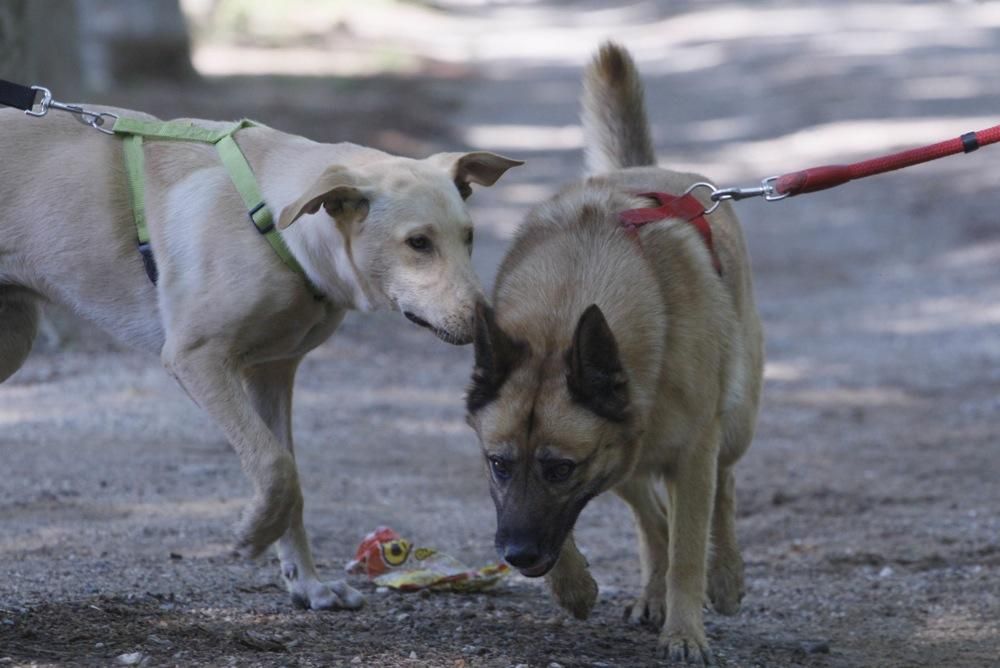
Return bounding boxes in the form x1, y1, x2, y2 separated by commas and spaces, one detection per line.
465, 43, 764, 664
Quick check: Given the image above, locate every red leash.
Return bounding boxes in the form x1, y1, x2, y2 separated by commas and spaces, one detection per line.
772, 123, 1000, 197
709, 122, 1000, 202
617, 122, 998, 275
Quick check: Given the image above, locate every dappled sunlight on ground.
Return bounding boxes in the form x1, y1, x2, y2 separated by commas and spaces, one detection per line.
778, 386, 917, 409
864, 295, 1000, 336
916, 607, 1000, 644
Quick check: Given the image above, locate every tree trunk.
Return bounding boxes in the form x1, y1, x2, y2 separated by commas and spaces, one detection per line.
0, 0, 193, 99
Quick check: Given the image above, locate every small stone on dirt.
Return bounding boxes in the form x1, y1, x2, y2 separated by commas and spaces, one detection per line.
236, 630, 287, 652
116, 652, 144, 666
803, 641, 831, 654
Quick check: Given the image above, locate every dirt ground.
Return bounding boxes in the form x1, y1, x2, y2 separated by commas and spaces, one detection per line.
2, 2, 999, 667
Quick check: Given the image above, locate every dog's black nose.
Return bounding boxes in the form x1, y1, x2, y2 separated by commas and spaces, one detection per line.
502, 542, 542, 569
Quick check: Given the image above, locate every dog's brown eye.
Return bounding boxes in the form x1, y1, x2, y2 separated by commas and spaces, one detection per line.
543, 460, 576, 483
488, 455, 511, 480
407, 235, 432, 252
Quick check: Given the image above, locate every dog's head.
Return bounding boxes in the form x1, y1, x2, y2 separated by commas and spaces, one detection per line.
278, 152, 521, 345
465, 303, 641, 577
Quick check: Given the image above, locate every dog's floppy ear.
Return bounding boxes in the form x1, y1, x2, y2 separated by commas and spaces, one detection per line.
467, 302, 527, 413
428, 151, 524, 200
278, 166, 370, 230
566, 304, 630, 422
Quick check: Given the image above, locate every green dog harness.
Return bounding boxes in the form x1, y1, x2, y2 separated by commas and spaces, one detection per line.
111, 117, 322, 298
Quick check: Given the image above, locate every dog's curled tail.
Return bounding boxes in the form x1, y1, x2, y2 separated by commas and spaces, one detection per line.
581, 42, 656, 175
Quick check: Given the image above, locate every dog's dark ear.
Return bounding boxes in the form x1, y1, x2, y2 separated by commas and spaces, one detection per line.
428, 152, 524, 200
566, 304, 629, 422
278, 166, 370, 230
467, 302, 526, 413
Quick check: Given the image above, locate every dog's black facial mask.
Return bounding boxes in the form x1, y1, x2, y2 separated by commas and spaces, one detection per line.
469, 303, 629, 576
487, 454, 605, 577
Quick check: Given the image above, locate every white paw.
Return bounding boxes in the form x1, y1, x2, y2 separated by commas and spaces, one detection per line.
289, 578, 365, 611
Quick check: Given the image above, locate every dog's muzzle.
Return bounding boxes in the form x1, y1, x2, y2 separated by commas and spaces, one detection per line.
404, 311, 471, 345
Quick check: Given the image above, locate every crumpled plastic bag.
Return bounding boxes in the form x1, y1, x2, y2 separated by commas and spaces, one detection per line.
345, 526, 509, 592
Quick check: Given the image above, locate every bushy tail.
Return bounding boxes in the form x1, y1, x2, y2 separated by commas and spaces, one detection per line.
581, 42, 656, 174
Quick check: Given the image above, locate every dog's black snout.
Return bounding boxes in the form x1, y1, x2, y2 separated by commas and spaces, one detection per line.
502, 542, 542, 569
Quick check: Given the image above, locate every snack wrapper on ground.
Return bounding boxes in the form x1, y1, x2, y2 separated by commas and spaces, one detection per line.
345, 527, 510, 592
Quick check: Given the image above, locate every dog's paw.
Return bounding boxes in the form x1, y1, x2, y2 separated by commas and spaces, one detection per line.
288, 578, 365, 611
657, 627, 714, 665
707, 552, 744, 616
236, 455, 302, 557
624, 589, 666, 629
549, 568, 599, 620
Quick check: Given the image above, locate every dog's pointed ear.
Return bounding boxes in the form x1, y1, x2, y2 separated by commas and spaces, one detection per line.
566, 304, 630, 422
278, 166, 371, 230
467, 302, 527, 413
428, 151, 524, 200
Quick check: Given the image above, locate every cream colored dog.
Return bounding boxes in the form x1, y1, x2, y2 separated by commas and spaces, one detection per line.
0, 105, 520, 610
466, 44, 763, 664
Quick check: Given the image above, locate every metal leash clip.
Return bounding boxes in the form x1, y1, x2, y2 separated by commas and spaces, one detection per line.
26, 85, 118, 135
683, 176, 790, 216
709, 176, 789, 204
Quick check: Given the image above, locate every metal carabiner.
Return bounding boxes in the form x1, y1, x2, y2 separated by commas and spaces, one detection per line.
22, 85, 117, 134
708, 176, 791, 204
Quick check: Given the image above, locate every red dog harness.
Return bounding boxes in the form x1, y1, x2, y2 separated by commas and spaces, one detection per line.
618, 191, 723, 276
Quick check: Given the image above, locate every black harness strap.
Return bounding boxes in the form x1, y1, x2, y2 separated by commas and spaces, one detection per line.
0, 79, 38, 111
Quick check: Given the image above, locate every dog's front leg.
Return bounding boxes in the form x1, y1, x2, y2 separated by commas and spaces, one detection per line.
163, 342, 302, 555
546, 533, 598, 620
615, 476, 670, 629
242, 360, 364, 611
660, 424, 720, 666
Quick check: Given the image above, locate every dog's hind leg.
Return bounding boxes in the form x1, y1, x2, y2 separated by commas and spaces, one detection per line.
546, 533, 598, 620
242, 359, 364, 611
0, 287, 40, 383
615, 476, 670, 629
707, 466, 744, 616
